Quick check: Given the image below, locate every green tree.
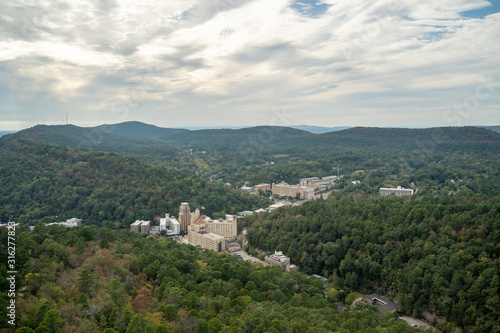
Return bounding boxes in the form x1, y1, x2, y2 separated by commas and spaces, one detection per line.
126, 314, 152, 333
16, 328, 36, 333
78, 269, 95, 293
40, 310, 65, 333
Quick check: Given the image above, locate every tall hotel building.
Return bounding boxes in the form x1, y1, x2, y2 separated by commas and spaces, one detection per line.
179, 202, 191, 232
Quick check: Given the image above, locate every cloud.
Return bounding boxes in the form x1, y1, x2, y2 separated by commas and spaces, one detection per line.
0, 0, 499, 130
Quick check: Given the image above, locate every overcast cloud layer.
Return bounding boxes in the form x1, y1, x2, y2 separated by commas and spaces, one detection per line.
1, 0, 499, 130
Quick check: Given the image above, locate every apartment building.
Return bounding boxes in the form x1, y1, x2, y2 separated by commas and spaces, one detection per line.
130, 220, 150, 234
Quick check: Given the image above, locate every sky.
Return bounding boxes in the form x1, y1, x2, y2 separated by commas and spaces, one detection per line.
1, 0, 499, 131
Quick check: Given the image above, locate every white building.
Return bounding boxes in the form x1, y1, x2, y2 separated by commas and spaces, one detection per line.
159, 214, 180, 235
379, 186, 414, 196
265, 251, 291, 271
46, 218, 82, 228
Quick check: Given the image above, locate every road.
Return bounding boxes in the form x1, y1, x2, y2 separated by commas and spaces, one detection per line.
400, 316, 435, 330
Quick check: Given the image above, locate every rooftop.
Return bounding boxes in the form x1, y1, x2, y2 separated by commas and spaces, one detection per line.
366, 294, 399, 312
199, 232, 224, 240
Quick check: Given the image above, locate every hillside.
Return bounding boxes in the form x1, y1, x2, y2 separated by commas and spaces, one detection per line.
8, 123, 500, 195
0, 226, 422, 331
0, 136, 270, 226
243, 193, 500, 332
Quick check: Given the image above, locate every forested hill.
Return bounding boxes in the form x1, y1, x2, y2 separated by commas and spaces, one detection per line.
243, 194, 500, 332
7, 123, 500, 193
0, 226, 422, 332
0, 136, 270, 225
10, 122, 500, 153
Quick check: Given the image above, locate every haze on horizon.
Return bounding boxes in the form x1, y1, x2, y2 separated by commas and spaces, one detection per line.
1, 0, 500, 131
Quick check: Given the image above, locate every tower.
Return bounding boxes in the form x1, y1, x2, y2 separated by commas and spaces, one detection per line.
179, 202, 191, 232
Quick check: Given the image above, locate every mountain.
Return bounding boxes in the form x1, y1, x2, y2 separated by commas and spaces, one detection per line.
477, 125, 500, 133
290, 125, 351, 133
9, 122, 500, 194
0, 131, 15, 137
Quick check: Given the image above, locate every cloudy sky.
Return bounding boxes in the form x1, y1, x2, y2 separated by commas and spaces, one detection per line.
1, 0, 499, 130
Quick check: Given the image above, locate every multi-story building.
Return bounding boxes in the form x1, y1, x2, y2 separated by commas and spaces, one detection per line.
179, 202, 200, 232
131, 220, 150, 234
189, 215, 237, 240
299, 176, 337, 188
265, 251, 291, 271
254, 183, 271, 193
159, 214, 180, 235
179, 202, 191, 232
379, 186, 414, 196
272, 182, 315, 200
187, 228, 224, 252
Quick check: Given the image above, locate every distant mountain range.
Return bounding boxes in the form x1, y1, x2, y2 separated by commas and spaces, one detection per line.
2, 124, 499, 136
4, 121, 499, 194
0, 131, 15, 137
7, 122, 500, 163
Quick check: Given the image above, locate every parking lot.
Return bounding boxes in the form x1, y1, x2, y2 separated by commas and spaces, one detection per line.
232, 250, 268, 266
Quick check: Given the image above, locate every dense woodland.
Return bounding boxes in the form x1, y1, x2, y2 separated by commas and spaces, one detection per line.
243, 194, 500, 332
0, 226, 423, 332
0, 137, 270, 225
11, 123, 500, 195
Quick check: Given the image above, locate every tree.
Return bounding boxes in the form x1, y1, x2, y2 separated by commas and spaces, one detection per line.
132, 286, 154, 312
159, 304, 178, 322
207, 317, 224, 333
16, 328, 36, 333
126, 314, 152, 333
78, 269, 95, 293
40, 310, 65, 333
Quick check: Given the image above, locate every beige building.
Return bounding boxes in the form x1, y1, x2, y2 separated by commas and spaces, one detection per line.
254, 183, 271, 193
179, 202, 191, 232
187, 228, 224, 252
179, 203, 200, 232
265, 251, 291, 271
299, 176, 337, 188
272, 182, 314, 200
130, 220, 151, 234
379, 186, 413, 196
189, 215, 237, 241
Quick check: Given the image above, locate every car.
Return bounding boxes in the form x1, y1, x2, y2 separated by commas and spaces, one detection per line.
412, 324, 418, 327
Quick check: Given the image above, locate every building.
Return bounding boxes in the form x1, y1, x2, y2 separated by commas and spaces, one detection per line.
364, 294, 399, 313
130, 220, 150, 234
226, 242, 242, 252
159, 214, 180, 235
150, 226, 160, 235
240, 186, 254, 193
379, 186, 413, 196
187, 229, 224, 252
299, 175, 338, 188
254, 183, 271, 193
267, 201, 292, 211
265, 251, 291, 271
179, 202, 191, 232
45, 218, 83, 228
189, 215, 237, 240
179, 202, 201, 232
60, 218, 83, 227
272, 182, 314, 200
